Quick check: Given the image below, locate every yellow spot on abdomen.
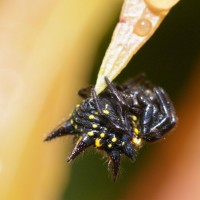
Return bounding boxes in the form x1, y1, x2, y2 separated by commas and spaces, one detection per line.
111, 137, 117, 143
70, 119, 74, 124
132, 115, 137, 122
108, 144, 112, 148
95, 138, 102, 148
132, 137, 142, 146
103, 110, 109, 115
121, 141, 125, 146
92, 124, 98, 128
100, 133, 105, 138
134, 128, 139, 135
76, 104, 80, 108
89, 115, 95, 120
88, 131, 94, 137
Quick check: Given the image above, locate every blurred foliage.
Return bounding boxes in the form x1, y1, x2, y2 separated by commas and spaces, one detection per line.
63, 0, 200, 200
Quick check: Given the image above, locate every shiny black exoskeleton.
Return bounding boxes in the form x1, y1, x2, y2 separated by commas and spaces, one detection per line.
44, 74, 177, 179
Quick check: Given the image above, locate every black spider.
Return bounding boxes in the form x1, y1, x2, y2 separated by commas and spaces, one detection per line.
44, 74, 177, 179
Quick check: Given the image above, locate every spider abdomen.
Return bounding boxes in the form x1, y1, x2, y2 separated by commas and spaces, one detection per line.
70, 96, 140, 151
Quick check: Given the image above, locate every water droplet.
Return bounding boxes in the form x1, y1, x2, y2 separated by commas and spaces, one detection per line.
134, 18, 152, 36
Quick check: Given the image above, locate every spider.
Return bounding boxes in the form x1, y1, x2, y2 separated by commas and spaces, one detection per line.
44, 74, 177, 179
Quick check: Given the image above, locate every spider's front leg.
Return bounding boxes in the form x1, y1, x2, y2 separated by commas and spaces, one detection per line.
149, 87, 176, 134
91, 88, 128, 133
105, 77, 141, 115
104, 77, 128, 109
139, 87, 177, 142
137, 92, 157, 135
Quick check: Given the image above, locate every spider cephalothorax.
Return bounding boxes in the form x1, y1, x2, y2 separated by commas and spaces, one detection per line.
44, 74, 177, 179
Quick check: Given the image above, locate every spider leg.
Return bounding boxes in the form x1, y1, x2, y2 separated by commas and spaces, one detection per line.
91, 88, 128, 133
105, 77, 141, 114
137, 92, 155, 135
105, 77, 128, 108
150, 87, 176, 132
91, 88, 104, 115
104, 77, 131, 128
142, 87, 177, 142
